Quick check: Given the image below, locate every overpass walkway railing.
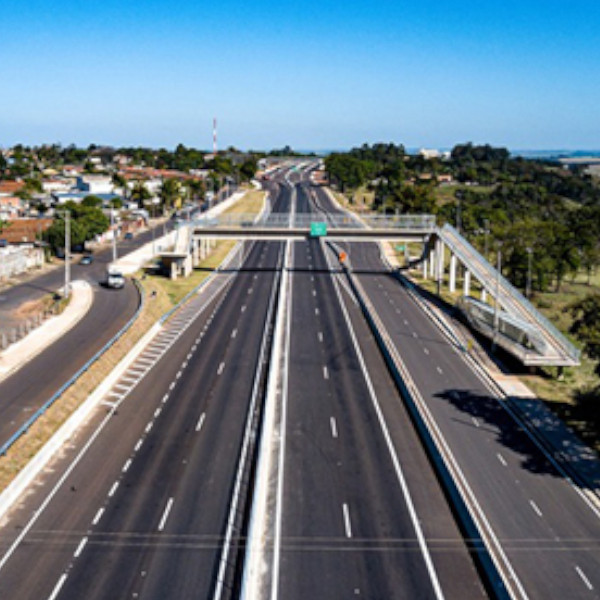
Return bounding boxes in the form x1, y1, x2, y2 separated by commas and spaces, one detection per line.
439, 224, 581, 366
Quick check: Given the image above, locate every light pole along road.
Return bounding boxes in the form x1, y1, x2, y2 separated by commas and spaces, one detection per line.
311, 179, 600, 599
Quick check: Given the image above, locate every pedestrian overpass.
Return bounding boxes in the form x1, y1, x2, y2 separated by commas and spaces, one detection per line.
182, 212, 580, 368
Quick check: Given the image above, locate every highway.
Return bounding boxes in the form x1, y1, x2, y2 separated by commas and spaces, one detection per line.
311, 181, 600, 599
0, 243, 281, 598
270, 172, 486, 599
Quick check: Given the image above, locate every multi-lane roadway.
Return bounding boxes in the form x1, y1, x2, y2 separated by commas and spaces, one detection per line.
0, 165, 598, 599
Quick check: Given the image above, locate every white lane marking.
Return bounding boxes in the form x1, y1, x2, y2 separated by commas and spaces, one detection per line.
218, 362, 225, 375
241, 305, 247, 312
196, 412, 206, 432
330, 417, 338, 438
436, 366, 443, 374
187, 352, 192, 360
47, 573, 68, 600
169, 381, 176, 391
191, 344, 197, 352
158, 497, 174, 531
129, 367, 146, 374
182, 361, 188, 369
312, 290, 316, 297
134, 439, 143, 452
73, 536, 88, 558
318, 331, 323, 343
403, 319, 409, 325
231, 328, 238, 339
529, 500, 543, 517
315, 308, 319, 316
162, 393, 169, 403
575, 566, 594, 591
108, 481, 119, 497
323, 366, 329, 380
92, 507, 104, 525
248, 288, 253, 294
424, 347, 430, 355
497, 453, 507, 467
154, 408, 161, 418
412, 331, 418, 339
176, 370, 182, 379
123, 459, 132, 473
342, 503, 353, 538
121, 376, 138, 384
114, 383, 131, 391
107, 392, 123, 400
145, 422, 153, 434
471, 417, 480, 428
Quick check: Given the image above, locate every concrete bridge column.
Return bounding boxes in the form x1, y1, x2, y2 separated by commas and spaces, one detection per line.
429, 250, 436, 279
449, 253, 457, 293
481, 288, 487, 302
464, 269, 471, 296
192, 238, 200, 267
436, 239, 445, 283
422, 254, 428, 280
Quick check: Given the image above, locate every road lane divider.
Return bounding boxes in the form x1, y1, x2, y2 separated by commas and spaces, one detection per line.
213, 241, 285, 600
241, 240, 293, 600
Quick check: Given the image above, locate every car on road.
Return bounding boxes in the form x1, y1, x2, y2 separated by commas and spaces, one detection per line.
80, 255, 93, 265
124, 232, 134, 240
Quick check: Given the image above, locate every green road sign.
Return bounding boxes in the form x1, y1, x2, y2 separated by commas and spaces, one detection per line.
396, 244, 405, 252
310, 222, 327, 237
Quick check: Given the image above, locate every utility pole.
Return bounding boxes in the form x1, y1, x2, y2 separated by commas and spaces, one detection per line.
64, 210, 71, 298
111, 206, 118, 263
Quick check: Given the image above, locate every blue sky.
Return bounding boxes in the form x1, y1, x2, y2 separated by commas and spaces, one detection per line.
1, 0, 599, 151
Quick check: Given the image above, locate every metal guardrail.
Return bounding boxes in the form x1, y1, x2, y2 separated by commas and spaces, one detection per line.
440, 224, 581, 363
0, 279, 145, 457
192, 212, 437, 230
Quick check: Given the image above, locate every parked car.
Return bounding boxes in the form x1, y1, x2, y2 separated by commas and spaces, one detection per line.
80, 255, 93, 265
124, 232, 134, 240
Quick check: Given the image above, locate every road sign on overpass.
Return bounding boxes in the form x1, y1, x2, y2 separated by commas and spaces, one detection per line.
310, 222, 327, 237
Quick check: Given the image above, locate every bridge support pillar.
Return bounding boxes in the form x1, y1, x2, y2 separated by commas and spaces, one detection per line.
429, 250, 436, 279
436, 239, 445, 285
192, 238, 200, 267
422, 254, 428, 280
464, 269, 471, 296
481, 288, 487, 302
449, 254, 457, 293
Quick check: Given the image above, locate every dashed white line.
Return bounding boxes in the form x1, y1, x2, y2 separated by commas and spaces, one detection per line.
176, 371, 182, 379
47, 573, 68, 600
123, 459, 132, 473
158, 497, 174, 531
471, 417, 480, 428
330, 417, 338, 438
575, 565, 594, 590
145, 422, 153, 434
312, 290, 316, 296
436, 366, 443, 374
529, 500, 543, 517
162, 393, 169, 403
92, 507, 104, 526
403, 319, 409, 325
412, 332, 418, 339
154, 408, 161, 418
182, 361, 188, 369
318, 332, 323, 343
424, 347, 430, 355
73, 536, 88, 558
241, 305, 247, 312
196, 412, 206, 432
108, 481, 119, 497
134, 439, 143, 452
342, 503, 353, 538
497, 453, 507, 467
231, 328, 238, 339
218, 362, 225, 375
315, 308, 319, 316
169, 382, 176, 391
323, 366, 329, 380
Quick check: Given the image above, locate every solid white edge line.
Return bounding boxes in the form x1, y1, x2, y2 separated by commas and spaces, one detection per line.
158, 497, 174, 531
325, 241, 446, 600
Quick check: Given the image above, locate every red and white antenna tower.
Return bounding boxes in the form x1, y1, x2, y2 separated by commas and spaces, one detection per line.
213, 117, 217, 154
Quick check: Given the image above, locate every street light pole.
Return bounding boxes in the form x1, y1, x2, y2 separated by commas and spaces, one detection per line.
111, 206, 118, 263
64, 210, 71, 298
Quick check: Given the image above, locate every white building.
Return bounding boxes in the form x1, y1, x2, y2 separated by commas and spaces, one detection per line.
76, 175, 114, 195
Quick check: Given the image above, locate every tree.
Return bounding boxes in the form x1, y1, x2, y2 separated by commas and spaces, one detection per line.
81, 195, 103, 208
570, 294, 600, 376
159, 178, 181, 214
130, 181, 152, 210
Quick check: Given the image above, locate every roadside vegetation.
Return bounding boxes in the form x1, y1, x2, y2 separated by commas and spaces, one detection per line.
326, 143, 600, 450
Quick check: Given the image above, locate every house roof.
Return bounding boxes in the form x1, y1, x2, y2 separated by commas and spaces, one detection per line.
1, 218, 53, 243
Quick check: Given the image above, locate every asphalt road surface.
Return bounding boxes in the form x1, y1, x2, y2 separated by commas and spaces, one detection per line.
312, 182, 600, 599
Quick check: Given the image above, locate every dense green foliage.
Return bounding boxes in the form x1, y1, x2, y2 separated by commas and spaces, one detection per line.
325, 142, 600, 294
44, 202, 110, 251
570, 295, 600, 376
